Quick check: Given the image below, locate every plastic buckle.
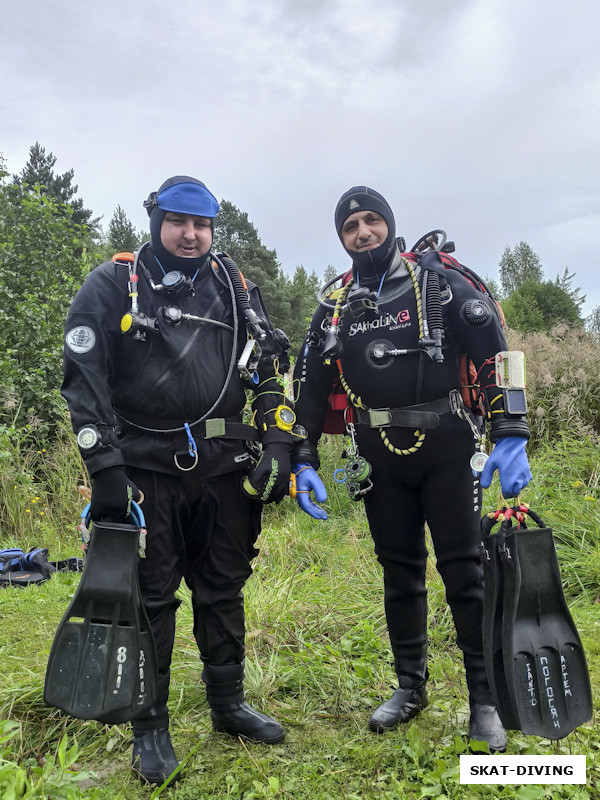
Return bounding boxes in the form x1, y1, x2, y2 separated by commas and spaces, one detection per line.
204, 418, 226, 438
368, 409, 392, 427
449, 389, 462, 414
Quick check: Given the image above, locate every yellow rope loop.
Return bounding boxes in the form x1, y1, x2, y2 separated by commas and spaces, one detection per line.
339, 371, 365, 410
379, 427, 426, 456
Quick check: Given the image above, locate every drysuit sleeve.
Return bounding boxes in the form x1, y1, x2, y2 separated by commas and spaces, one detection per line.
445, 269, 529, 441
291, 305, 338, 468
61, 263, 128, 475
245, 284, 294, 447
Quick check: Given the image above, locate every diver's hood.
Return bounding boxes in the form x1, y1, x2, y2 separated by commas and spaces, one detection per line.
146, 176, 219, 274
334, 185, 399, 288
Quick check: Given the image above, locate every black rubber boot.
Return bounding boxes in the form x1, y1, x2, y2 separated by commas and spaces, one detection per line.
203, 663, 285, 744
368, 683, 429, 732
469, 703, 507, 753
369, 645, 429, 732
131, 727, 180, 785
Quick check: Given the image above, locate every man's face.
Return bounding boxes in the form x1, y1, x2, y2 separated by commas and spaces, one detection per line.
160, 212, 213, 258
340, 210, 388, 253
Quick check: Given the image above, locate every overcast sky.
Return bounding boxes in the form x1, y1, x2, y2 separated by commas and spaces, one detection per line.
2, 0, 599, 313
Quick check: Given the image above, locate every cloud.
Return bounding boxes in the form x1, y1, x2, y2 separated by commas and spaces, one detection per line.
1, 0, 599, 313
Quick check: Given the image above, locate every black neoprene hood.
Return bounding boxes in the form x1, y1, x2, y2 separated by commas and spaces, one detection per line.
334, 186, 398, 286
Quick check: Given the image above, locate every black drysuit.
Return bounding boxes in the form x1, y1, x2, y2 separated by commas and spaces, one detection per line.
294, 263, 513, 702
62, 247, 288, 728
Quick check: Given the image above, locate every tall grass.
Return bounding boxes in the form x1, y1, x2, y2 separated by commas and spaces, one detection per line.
0, 325, 599, 798
507, 324, 600, 451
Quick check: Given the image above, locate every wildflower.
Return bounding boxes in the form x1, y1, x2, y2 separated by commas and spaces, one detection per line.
584, 496, 596, 503
572, 481, 583, 488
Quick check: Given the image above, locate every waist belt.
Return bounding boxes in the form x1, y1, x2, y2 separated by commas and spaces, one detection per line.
116, 410, 260, 441
355, 391, 461, 430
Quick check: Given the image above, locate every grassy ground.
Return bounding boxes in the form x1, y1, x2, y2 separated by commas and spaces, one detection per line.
0, 434, 598, 798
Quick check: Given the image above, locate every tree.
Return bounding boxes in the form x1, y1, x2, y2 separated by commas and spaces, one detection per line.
482, 274, 503, 302
501, 279, 582, 334
213, 200, 291, 333
0, 167, 93, 435
13, 142, 99, 233
498, 242, 543, 296
284, 266, 321, 353
554, 266, 586, 311
586, 306, 600, 339
322, 264, 342, 289
106, 205, 144, 254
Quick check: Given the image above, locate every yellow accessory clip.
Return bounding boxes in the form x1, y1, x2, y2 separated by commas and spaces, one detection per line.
288, 471, 297, 499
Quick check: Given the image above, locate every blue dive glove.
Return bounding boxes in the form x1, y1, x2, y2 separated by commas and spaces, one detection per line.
480, 437, 532, 498
291, 462, 328, 520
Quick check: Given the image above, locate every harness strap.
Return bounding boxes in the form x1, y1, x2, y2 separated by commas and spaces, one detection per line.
354, 392, 460, 430
116, 410, 260, 440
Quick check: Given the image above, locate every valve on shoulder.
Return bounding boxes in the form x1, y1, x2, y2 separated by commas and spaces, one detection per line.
321, 328, 344, 365
272, 328, 291, 352
243, 309, 268, 342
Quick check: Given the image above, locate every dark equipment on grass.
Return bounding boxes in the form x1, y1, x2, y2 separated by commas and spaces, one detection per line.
480, 505, 592, 739
44, 502, 158, 724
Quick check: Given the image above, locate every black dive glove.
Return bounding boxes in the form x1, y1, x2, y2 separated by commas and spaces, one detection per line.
242, 441, 292, 504
90, 465, 141, 522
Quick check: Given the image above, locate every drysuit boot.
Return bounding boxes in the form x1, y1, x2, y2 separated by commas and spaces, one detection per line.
203, 662, 285, 744
463, 652, 506, 751
369, 648, 429, 732
131, 727, 180, 785
469, 702, 507, 753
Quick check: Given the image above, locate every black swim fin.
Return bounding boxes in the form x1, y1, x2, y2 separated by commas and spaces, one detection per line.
480, 517, 520, 730
482, 506, 593, 740
44, 510, 158, 725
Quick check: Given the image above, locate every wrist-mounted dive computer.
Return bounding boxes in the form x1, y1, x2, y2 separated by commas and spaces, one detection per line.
274, 405, 296, 432
503, 388, 527, 416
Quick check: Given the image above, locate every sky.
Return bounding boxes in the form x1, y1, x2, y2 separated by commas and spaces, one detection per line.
2, 0, 599, 314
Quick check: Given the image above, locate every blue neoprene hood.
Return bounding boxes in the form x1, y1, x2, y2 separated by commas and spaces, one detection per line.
157, 181, 219, 218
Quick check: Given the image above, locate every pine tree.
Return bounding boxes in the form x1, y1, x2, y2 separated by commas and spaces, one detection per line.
213, 200, 291, 332
13, 142, 99, 232
554, 266, 586, 310
107, 205, 144, 253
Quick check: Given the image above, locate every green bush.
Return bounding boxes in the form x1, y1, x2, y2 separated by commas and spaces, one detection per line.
0, 182, 94, 438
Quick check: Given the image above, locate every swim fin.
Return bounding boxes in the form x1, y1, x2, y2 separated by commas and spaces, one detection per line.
480, 517, 520, 730
481, 506, 593, 740
44, 505, 158, 724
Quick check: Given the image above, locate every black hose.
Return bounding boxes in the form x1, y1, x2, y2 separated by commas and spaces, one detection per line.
216, 254, 268, 341
425, 271, 445, 363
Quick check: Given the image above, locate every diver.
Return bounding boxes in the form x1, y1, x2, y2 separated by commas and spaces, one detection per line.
61, 176, 298, 784
290, 186, 532, 752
